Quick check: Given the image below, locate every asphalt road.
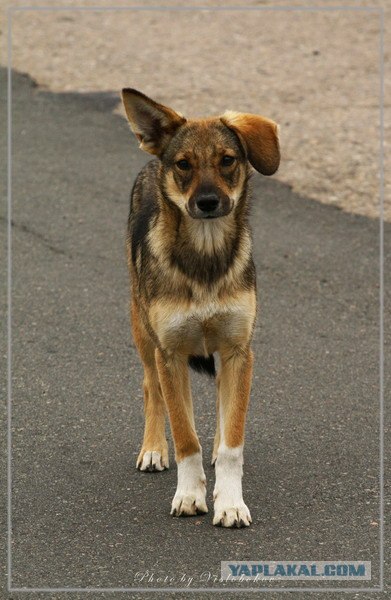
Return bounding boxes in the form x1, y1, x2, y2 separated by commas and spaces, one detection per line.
1, 69, 389, 599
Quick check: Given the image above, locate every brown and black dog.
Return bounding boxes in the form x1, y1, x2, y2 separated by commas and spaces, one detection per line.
122, 89, 280, 527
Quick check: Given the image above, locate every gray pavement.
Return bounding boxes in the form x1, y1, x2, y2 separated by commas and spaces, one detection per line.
1, 69, 389, 599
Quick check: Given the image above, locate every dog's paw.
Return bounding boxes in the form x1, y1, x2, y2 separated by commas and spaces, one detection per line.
171, 488, 208, 517
213, 500, 252, 528
171, 452, 208, 516
136, 448, 169, 472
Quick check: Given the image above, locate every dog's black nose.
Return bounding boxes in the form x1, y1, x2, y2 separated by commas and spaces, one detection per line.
196, 193, 220, 213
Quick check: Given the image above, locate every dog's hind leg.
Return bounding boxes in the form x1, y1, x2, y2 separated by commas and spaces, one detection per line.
131, 301, 169, 472
211, 372, 221, 466
213, 345, 253, 527
155, 349, 208, 517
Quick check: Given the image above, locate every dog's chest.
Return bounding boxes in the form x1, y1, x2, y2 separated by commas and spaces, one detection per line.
151, 291, 256, 355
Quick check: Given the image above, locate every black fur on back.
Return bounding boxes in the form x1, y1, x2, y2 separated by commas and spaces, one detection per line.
188, 354, 216, 377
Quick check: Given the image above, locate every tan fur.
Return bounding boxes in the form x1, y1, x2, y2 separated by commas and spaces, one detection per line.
149, 288, 256, 357
131, 300, 169, 469
212, 372, 222, 464
221, 111, 280, 175
219, 346, 254, 448
122, 88, 185, 155
155, 349, 201, 462
122, 89, 280, 525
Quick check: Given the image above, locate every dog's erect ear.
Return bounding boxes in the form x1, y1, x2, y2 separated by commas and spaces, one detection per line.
121, 88, 186, 156
221, 111, 280, 175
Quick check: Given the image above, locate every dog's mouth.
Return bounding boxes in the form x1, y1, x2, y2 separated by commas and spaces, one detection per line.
186, 206, 232, 220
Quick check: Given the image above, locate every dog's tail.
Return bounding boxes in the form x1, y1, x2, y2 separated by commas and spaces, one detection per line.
188, 354, 216, 377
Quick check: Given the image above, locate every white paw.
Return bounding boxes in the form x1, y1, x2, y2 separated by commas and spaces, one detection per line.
137, 450, 169, 472
213, 499, 252, 527
171, 452, 208, 517
171, 488, 208, 516
213, 443, 251, 527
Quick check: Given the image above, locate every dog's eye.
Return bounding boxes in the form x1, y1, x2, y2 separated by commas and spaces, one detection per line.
176, 159, 191, 171
221, 155, 235, 167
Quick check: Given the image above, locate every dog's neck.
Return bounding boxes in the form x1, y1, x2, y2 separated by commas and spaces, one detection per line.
182, 214, 238, 255
159, 190, 251, 287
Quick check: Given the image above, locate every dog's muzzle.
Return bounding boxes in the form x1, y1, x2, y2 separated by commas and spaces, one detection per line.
188, 189, 232, 219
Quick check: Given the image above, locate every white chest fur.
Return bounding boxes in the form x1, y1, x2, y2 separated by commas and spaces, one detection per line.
150, 290, 256, 356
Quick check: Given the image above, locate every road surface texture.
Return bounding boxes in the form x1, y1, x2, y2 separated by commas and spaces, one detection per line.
1, 69, 389, 599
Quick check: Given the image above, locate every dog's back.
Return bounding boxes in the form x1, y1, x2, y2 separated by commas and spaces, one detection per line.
128, 159, 160, 269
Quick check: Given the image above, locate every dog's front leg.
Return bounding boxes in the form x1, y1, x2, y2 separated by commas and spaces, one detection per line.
155, 349, 208, 516
213, 345, 253, 527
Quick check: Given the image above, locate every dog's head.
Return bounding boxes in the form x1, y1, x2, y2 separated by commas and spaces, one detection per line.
122, 89, 280, 220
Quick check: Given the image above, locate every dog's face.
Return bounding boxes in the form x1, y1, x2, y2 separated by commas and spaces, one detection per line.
122, 89, 280, 220
160, 120, 248, 219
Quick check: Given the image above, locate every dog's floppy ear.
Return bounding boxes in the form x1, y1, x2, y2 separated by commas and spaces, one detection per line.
221, 111, 280, 175
121, 88, 186, 156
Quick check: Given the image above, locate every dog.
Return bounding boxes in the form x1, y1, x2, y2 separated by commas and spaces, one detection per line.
121, 88, 280, 527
